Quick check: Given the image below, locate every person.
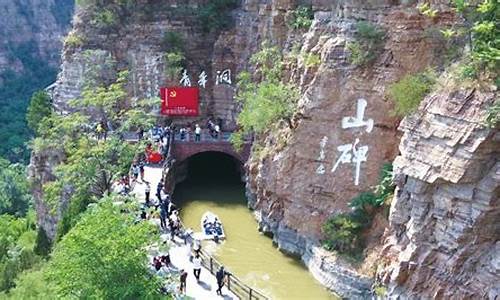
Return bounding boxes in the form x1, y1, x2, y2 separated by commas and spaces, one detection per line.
156, 182, 164, 202
195, 124, 201, 142
139, 161, 145, 181
193, 254, 202, 282
140, 210, 147, 220
95, 122, 104, 140
214, 124, 220, 139
193, 239, 201, 257
153, 256, 162, 271
144, 182, 151, 206
179, 269, 188, 294
136, 127, 144, 140
131, 164, 140, 182
180, 128, 187, 141
216, 266, 228, 296
160, 252, 171, 268
160, 204, 167, 230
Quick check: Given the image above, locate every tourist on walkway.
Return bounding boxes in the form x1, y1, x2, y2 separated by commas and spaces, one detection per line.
156, 182, 164, 201
131, 163, 140, 182
179, 269, 188, 294
139, 161, 145, 181
195, 124, 201, 142
214, 124, 220, 139
160, 204, 167, 230
193, 239, 201, 257
180, 128, 187, 141
160, 252, 171, 268
193, 254, 202, 282
153, 256, 162, 271
144, 182, 151, 206
216, 266, 228, 296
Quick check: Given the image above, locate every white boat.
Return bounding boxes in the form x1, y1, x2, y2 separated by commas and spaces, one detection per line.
199, 211, 225, 241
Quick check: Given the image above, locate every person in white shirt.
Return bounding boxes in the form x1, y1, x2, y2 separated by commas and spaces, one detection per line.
193, 254, 202, 282
195, 124, 201, 142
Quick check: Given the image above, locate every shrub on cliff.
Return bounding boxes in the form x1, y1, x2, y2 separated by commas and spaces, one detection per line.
197, 0, 238, 32
347, 21, 385, 66
323, 164, 395, 257
26, 91, 52, 135
288, 5, 314, 30
388, 70, 436, 116
232, 42, 300, 149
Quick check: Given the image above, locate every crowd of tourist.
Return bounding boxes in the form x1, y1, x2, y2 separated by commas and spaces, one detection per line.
113, 120, 234, 297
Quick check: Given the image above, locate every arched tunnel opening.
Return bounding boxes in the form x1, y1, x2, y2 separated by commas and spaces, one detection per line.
173, 151, 246, 208
180, 151, 244, 184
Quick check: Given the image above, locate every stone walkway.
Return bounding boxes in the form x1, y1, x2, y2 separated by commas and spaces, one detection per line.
131, 165, 237, 300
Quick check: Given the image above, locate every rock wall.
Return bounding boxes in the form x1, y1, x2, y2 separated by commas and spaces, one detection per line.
37, 0, 500, 297
244, 1, 458, 297
0, 0, 73, 74
378, 88, 499, 299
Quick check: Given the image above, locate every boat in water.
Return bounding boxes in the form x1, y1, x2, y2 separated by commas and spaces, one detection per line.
199, 211, 225, 241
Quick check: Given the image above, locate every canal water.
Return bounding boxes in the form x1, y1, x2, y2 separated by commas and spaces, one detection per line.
174, 152, 336, 300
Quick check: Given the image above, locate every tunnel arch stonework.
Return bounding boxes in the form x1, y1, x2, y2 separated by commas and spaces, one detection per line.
171, 141, 252, 165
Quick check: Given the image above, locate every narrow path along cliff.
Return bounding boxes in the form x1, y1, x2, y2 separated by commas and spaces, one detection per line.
131, 165, 238, 300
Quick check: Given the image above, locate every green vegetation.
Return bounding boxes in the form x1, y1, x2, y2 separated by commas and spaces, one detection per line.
164, 52, 185, 83
451, 0, 499, 76
288, 5, 314, 30
0, 212, 41, 294
0, 41, 58, 162
26, 91, 52, 135
162, 31, 184, 52
323, 164, 395, 258
420, 0, 499, 80
0, 159, 32, 217
347, 21, 385, 66
47, 201, 161, 299
232, 42, 300, 149
303, 52, 321, 67
32, 71, 154, 239
1, 69, 168, 297
92, 9, 117, 28
387, 70, 436, 116
196, 0, 238, 32
64, 31, 85, 48
417, 3, 438, 18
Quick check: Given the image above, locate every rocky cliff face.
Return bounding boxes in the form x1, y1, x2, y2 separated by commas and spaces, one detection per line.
0, 0, 73, 75
38, 0, 499, 298
377, 87, 499, 299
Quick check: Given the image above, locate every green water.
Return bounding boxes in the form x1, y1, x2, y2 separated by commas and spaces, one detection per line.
174, 153, 336, 300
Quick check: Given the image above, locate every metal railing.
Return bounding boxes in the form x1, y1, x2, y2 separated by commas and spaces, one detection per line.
197, 248, 269, 300
159, 131, 267, 299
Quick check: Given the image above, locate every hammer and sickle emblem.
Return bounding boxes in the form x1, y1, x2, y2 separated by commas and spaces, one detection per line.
169, 90, 177, 98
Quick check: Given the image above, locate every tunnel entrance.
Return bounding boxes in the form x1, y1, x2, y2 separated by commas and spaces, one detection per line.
178, 151, 244, 185
171, 153, 335, 300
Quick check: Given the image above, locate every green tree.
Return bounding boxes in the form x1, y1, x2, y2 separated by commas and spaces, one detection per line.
47, 200, 161, 299
26, 91, 52, 134
232, 42, 300, 148
0, 159, 32, 217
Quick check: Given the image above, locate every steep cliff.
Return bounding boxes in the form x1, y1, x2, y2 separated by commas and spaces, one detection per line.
37, 0, 499, 298
0, 0, 73, 74
377, 86, 499, 298
0, 0, 74, 161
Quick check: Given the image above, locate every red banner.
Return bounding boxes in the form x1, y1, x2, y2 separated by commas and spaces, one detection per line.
160, 87, 199, 116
